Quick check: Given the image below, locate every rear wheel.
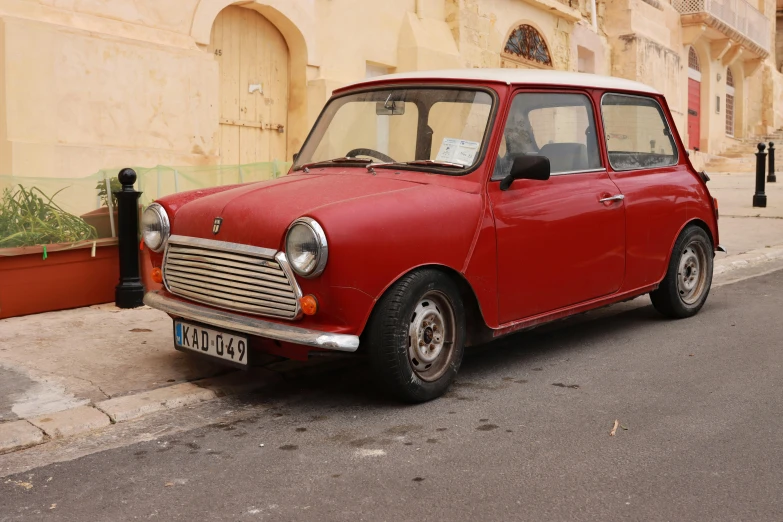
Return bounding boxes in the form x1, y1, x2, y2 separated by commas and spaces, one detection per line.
650, 225, 713, 318
365, 269, 465, 403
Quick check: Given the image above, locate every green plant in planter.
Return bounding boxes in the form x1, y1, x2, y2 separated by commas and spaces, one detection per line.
96, 177, 121, 208
0, 185, 97, 248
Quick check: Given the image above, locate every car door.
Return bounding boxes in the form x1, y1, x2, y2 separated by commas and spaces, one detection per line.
601, 93, 689, 290
488, 91, 626, 325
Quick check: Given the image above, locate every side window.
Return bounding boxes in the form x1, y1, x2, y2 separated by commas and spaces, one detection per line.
493, 92, 602, 179
601, 94, 678, 170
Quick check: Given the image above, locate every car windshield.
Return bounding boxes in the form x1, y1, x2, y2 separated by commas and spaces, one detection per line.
293, 87, 494, 173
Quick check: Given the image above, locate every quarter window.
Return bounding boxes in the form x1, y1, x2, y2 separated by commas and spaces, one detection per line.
601, 94, 678, 170
493, 93, 602, 179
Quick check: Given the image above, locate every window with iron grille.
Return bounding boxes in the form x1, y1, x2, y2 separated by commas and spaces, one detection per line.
725, 69, 735, 136
503, 25, 553, 67
688, 47, 700, 71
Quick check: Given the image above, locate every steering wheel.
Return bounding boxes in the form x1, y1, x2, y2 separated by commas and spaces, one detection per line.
346, 148, 395, 163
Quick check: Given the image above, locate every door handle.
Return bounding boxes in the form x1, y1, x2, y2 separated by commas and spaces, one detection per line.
599, 194, 625, 203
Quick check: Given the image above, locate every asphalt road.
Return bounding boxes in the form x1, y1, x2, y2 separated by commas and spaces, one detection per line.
2, 269, 783, 521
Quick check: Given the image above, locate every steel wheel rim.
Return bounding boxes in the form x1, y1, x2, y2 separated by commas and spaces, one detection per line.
677, 240, 709, 305
408, 291, 456, 382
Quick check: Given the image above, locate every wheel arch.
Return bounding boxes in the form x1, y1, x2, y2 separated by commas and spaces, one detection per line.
658, 218, 715, 285
687, 218, 715, 248
358, 264, 493, 349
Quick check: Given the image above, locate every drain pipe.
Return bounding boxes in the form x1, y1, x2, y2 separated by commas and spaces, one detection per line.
591, 0, 598, 31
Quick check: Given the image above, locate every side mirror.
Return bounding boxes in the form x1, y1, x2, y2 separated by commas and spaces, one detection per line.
499, 155, 551, 191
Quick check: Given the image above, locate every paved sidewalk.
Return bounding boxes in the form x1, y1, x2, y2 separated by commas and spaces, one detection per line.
706, 170, 783, 220
0, 174, 781, 455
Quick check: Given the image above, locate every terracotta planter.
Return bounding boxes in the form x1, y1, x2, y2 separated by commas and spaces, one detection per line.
80, 207, 119, 238
0, 239, 119, 319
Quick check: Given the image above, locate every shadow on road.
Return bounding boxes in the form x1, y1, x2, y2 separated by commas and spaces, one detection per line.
229, 298, 693, 412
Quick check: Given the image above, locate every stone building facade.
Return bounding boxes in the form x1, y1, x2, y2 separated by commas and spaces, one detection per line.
0, 0, 781, 179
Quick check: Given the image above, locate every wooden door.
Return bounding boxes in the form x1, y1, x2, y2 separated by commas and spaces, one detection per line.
687, 78, 700, 150
209, 6, 289, 165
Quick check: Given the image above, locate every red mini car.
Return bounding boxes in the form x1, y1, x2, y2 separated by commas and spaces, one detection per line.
142, 69, 722, 402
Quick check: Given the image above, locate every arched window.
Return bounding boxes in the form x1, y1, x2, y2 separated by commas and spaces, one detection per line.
688, 47, 700, 71
503, 24, 552, 68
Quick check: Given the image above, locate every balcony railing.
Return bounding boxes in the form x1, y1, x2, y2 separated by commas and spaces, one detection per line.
673, 0, 770, 53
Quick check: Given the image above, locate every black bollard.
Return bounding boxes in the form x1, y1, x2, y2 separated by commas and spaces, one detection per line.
753, 143, 767, 208
114, 168, 145, 308
768, 142, 777, 183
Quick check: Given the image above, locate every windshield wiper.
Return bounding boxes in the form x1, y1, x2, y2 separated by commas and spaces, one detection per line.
296, 157, 373, 171
374, 159, 468, 170
403, 160, 467, 169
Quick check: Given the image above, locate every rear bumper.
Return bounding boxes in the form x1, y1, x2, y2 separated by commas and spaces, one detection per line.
143, 291, 360, 352
716, 244, 727, 253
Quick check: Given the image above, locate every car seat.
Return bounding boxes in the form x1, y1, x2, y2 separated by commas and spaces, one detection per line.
538, 143, 589, 173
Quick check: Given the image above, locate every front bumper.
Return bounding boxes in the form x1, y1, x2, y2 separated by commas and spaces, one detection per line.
143, 291, 360, 352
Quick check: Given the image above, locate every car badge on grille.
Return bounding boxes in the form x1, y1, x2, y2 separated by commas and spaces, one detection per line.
212, 217, 223, 235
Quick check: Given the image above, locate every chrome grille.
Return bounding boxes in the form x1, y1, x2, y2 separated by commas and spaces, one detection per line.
162, 235, 301, 319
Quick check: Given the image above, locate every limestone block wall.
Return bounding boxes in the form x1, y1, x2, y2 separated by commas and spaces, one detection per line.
0, 0, 217, 178
0, 0, 781, 182
445, 0, 594, 71
604, 0, 685, 136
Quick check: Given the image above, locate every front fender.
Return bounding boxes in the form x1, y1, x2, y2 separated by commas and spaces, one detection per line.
297, 185, 483, 335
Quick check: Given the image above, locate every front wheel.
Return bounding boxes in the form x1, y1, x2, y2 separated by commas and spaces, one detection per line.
650, 225, 713, 318
365, 269, 465, 403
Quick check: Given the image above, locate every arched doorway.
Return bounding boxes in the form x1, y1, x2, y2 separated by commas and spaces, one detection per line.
208, 6, 289, 165
687, 47, 701, 150
500, 24, 553, 69
725, 68, 735, 137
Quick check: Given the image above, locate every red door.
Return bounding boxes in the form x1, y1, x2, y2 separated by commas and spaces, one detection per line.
687, 78, 701, 150
488, 172, 626, 324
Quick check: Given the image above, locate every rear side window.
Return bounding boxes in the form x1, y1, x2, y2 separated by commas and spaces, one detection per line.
601, 94, 678, 170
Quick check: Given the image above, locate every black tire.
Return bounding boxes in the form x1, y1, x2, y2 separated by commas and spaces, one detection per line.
365, 269, 466, 403
650, 225, 713, 318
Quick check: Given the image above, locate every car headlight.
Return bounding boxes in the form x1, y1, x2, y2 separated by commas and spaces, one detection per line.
141, 203, 170, 253
285, 217, 328, 278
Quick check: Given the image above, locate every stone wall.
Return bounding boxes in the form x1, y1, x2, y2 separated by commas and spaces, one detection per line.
0, 0, 216, 177
0, 0, 781, 180
446, 0, 585, 71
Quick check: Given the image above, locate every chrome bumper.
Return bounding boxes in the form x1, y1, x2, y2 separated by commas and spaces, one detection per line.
143, 291, 360, 352
716, 244, 728, 253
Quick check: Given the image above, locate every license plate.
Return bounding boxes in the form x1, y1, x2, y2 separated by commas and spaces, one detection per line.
174, 321, 248, 366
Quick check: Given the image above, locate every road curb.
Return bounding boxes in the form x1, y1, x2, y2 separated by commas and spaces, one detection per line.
0, 420, 45, 454
95, 382, 217, 423
0, 363, 303, 455
714, 245, 783, 276
29, 406, 111, 439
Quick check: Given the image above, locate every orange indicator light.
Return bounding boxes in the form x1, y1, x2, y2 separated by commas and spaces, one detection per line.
300, 295, 318, 316
151, 267, 163, 284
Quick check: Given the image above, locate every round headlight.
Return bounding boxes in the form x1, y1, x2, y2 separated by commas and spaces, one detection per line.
141, 203, 170, 253
285, 218, 328, 278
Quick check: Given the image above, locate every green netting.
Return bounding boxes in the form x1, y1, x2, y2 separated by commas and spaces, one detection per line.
96, 161, 291, 208
0, 161, 291, 249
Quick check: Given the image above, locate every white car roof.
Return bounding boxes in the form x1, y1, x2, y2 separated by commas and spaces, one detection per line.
350, 69, 659, 95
